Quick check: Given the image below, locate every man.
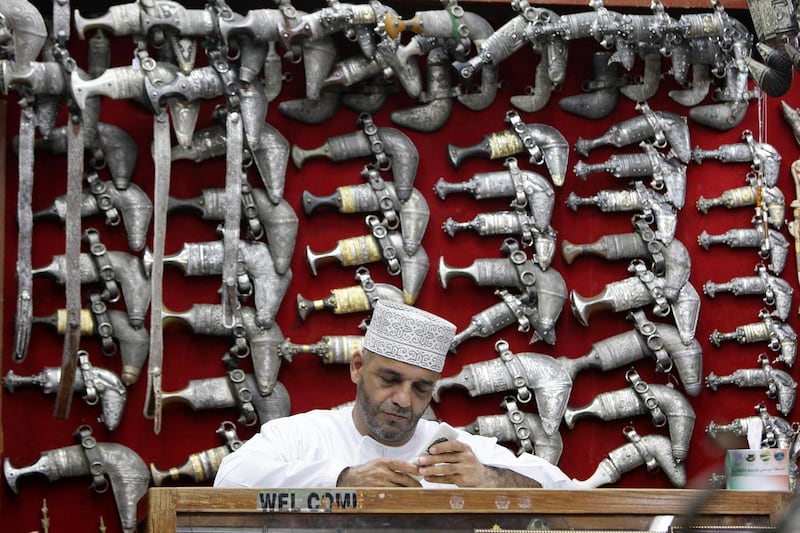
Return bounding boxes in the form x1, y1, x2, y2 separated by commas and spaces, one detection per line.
214, 300, 575, 488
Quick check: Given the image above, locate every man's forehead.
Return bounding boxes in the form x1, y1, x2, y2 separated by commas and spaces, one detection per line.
365, 349, 440, 381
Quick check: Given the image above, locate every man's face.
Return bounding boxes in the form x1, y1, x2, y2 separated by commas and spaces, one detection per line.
351, 349, 439, 446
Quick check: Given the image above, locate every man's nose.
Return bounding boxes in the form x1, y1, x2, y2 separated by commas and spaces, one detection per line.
391, 384, 413, 408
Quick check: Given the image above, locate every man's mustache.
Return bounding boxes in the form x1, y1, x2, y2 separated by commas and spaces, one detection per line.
384, 404, 412, 418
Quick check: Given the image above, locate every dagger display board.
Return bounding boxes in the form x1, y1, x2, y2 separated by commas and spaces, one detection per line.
2, 1, 800, 532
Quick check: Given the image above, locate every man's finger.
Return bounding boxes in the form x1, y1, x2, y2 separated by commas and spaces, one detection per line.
386, 459, 420, 475
417, 449, 466, 466
427, 439, 466, 455
391, 470, 423, 487
422, 472, 457, 485
419, 462, 457, 477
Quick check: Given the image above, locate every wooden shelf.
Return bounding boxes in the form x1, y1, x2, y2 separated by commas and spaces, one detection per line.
146, 488, 794, 532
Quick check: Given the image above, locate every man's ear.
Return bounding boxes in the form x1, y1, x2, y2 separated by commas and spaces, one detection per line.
350, 350, 365, 384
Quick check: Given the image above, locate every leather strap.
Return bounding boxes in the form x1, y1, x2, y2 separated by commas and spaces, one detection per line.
631, 181, 660, 240
240, 181, 263, 239
757, 353, 778, 395
78, 350, 99, 405
507, 159, 535, 246
217, 420, 243, 452
506, 158, 528, 211
221, 110, 244, 328
54, 111, 85, 420
633, 216, 665, 274
226, 366, 257, 426
497, 288, 532, 333
86, 170, 121, 226
89, 293, 117, 356
13, 105, 35, 362
74, 425, 109, 493
623, 426, 658, 471
366, 215, 401, 274
52, 0, 71, 44
755, 263, 776, 305
144, 111, 171, 433
512, 216, 537, 254
358, 113, 390, 171
626, 368, 667, 427
505, 240, 537, 288
756, 403, 778, 447
83, 228, 120, 302
629, 259, 669, 317
642, 143, 667, 193
628, 310, 672, 373
228, 312, 250, 358
637, 102, 667, 149
505, 110, 542, 164
363, 165, 399, 230
496, 340, 532, 404
355, 266, 378, 303
501, 396, 533, 455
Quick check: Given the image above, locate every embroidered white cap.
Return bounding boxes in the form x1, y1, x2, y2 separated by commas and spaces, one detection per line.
362, 300, 456, 372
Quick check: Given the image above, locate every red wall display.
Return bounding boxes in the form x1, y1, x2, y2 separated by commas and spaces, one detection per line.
2, 1, 800, 532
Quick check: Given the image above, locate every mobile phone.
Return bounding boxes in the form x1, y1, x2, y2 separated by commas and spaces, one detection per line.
415, 423, 460, 461
409, 423, 460, 481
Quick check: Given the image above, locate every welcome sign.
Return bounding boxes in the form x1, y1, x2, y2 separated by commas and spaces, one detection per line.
257, 490, 360, 512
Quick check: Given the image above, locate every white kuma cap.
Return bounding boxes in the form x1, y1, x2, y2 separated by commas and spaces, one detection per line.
362, 300, 456, 373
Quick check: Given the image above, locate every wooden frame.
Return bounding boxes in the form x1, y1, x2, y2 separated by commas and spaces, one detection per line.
458, 0, 748, 8
0, 0, 780, 530
146, 488, 794, 532
0, 98, 5, 457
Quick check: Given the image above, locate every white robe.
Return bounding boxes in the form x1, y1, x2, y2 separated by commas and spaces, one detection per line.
214, 406, 576, 489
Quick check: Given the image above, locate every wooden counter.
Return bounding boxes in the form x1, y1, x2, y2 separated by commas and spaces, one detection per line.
146, 488, 794, 532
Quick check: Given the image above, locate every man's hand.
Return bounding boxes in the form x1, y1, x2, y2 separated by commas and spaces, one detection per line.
336, 458, 423, 487
417, 440, 542, 488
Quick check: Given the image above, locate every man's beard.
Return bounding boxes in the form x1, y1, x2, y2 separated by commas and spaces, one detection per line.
355, 385, 420, 444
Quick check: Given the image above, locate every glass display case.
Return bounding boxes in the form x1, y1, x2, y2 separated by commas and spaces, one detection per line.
145, 488, 794, 532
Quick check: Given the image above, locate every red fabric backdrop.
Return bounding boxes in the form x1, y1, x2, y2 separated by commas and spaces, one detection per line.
3, 3, 800, 532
